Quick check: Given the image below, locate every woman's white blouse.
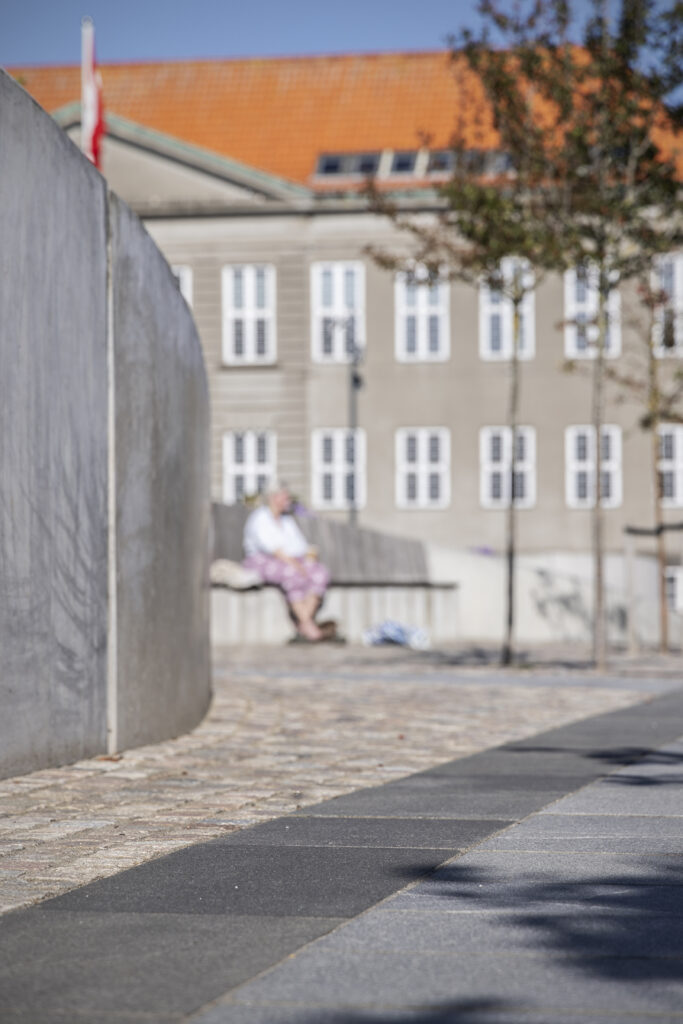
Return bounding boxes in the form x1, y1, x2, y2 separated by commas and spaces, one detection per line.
243, 506, 309, 558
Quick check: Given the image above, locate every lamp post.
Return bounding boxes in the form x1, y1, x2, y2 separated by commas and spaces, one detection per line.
348, 340, 364, 528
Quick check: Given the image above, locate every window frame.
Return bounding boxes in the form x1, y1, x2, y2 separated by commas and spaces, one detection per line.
657, 423, 683, 507
565, 424, 622, 509
479, 258, 535, 361
564, 264, 621, 359
222, 429, 277, 504
665, 565, 683, 612
310, 261, 366, 363
395, 427, 451, 510
479, 426, 537, 509
652, 253, 683, 357
221, 264, 277, 366
310, 428, 367, 511
394, 266, 450, 363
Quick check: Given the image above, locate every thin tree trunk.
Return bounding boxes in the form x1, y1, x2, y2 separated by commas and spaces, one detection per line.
648, 339, 668, 652
592, 283, 607, 671
502, 298, 521, 667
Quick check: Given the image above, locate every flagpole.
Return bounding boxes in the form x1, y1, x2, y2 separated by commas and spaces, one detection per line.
81, 16, 104, 168
81, 17, 94, 161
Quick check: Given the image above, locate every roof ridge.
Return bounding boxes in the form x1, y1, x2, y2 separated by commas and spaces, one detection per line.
6, 48, 452, 74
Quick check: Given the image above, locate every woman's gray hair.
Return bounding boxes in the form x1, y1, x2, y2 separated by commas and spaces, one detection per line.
265, 479, 289, 497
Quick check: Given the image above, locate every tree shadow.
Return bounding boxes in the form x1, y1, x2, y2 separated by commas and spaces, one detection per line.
507, 742, 683, 777
305, 998, 519, 1022
388, 857, 683, 984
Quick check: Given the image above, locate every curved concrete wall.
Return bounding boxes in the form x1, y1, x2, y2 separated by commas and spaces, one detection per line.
0, 72, 211, 778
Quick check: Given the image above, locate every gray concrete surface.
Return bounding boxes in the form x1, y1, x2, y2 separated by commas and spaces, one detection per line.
0, 71, 109, 775
0, 645, 682, 1022
112, 195, 211, 750
0, 72, 211, 777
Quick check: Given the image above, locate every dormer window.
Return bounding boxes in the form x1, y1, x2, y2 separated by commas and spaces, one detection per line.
427, 150, 455, 174
356, 152, 380, 175
391, 151, 417, 174
427, 148, 513, 177
319, 154, 343, 175
316, 152, 380, 177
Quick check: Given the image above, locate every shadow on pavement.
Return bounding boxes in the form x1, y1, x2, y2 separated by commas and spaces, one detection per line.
309, 998, 519, 1023
511, 743, 683, 776
389, 858, 683, 983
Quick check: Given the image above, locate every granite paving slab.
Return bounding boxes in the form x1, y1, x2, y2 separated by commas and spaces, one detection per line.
298, 786, 569, 819
0, 911, 340, 1020
293, 905, 683, 956
44, 842, 460, 918
223, 816, 508, 849
206, 948, 683, 1016
190, 1006, 683, 1024
477, 812, 683, 852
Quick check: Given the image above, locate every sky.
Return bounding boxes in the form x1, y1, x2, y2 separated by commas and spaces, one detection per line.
1, 0, 595, 67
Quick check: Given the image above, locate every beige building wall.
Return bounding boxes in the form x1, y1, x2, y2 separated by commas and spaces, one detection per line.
148, 205, 679, 567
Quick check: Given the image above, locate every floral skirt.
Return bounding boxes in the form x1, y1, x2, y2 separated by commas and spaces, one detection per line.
243, 553, 330, 604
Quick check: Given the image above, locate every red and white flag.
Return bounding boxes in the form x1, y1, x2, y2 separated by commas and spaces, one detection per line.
81, 16, 104, 168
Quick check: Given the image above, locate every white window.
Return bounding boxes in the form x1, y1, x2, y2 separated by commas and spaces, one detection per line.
171, 265, 193, 307
665, 566, 683, 612
479, 426, 536, 509
395, 266, 450, 361
395, 428, 451, 509
311, 428, 366, 510
657, 424, 683, 507
653, 253, 683, 355
221, 264, 276, 365
222, 430, 276, 504
564, 264, 621, 358
565, 425, 622, 508
311, 262, 365, 362
479, 259, 535, 360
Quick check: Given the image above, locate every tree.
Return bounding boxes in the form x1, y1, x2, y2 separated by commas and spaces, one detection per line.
366, 97, 564, 665
443, 0, 682, 667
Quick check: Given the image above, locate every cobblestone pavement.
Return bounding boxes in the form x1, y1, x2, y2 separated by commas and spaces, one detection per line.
0, 643, 679, 916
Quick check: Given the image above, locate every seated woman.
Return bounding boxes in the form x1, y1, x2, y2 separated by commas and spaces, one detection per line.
243, 482, 331, 642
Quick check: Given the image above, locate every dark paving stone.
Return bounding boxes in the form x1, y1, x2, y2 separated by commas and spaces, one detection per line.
223, 816, 510, 850
300, 787, 565, 820
382, 771, 599, 793
43, 844, 456, 918
0, 911, 341, 1020
422, 754, 603, 779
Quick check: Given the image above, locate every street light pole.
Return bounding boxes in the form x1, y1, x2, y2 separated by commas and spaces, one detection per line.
348, 339, 363, 528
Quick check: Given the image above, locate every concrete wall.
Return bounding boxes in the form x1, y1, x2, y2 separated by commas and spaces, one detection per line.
211, 586, 458, 646
0, 73, 211, 778
426, 543, 683, 650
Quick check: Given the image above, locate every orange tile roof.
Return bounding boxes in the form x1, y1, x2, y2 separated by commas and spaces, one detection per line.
9, 51, 681, 186
8, 51, 497, 186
